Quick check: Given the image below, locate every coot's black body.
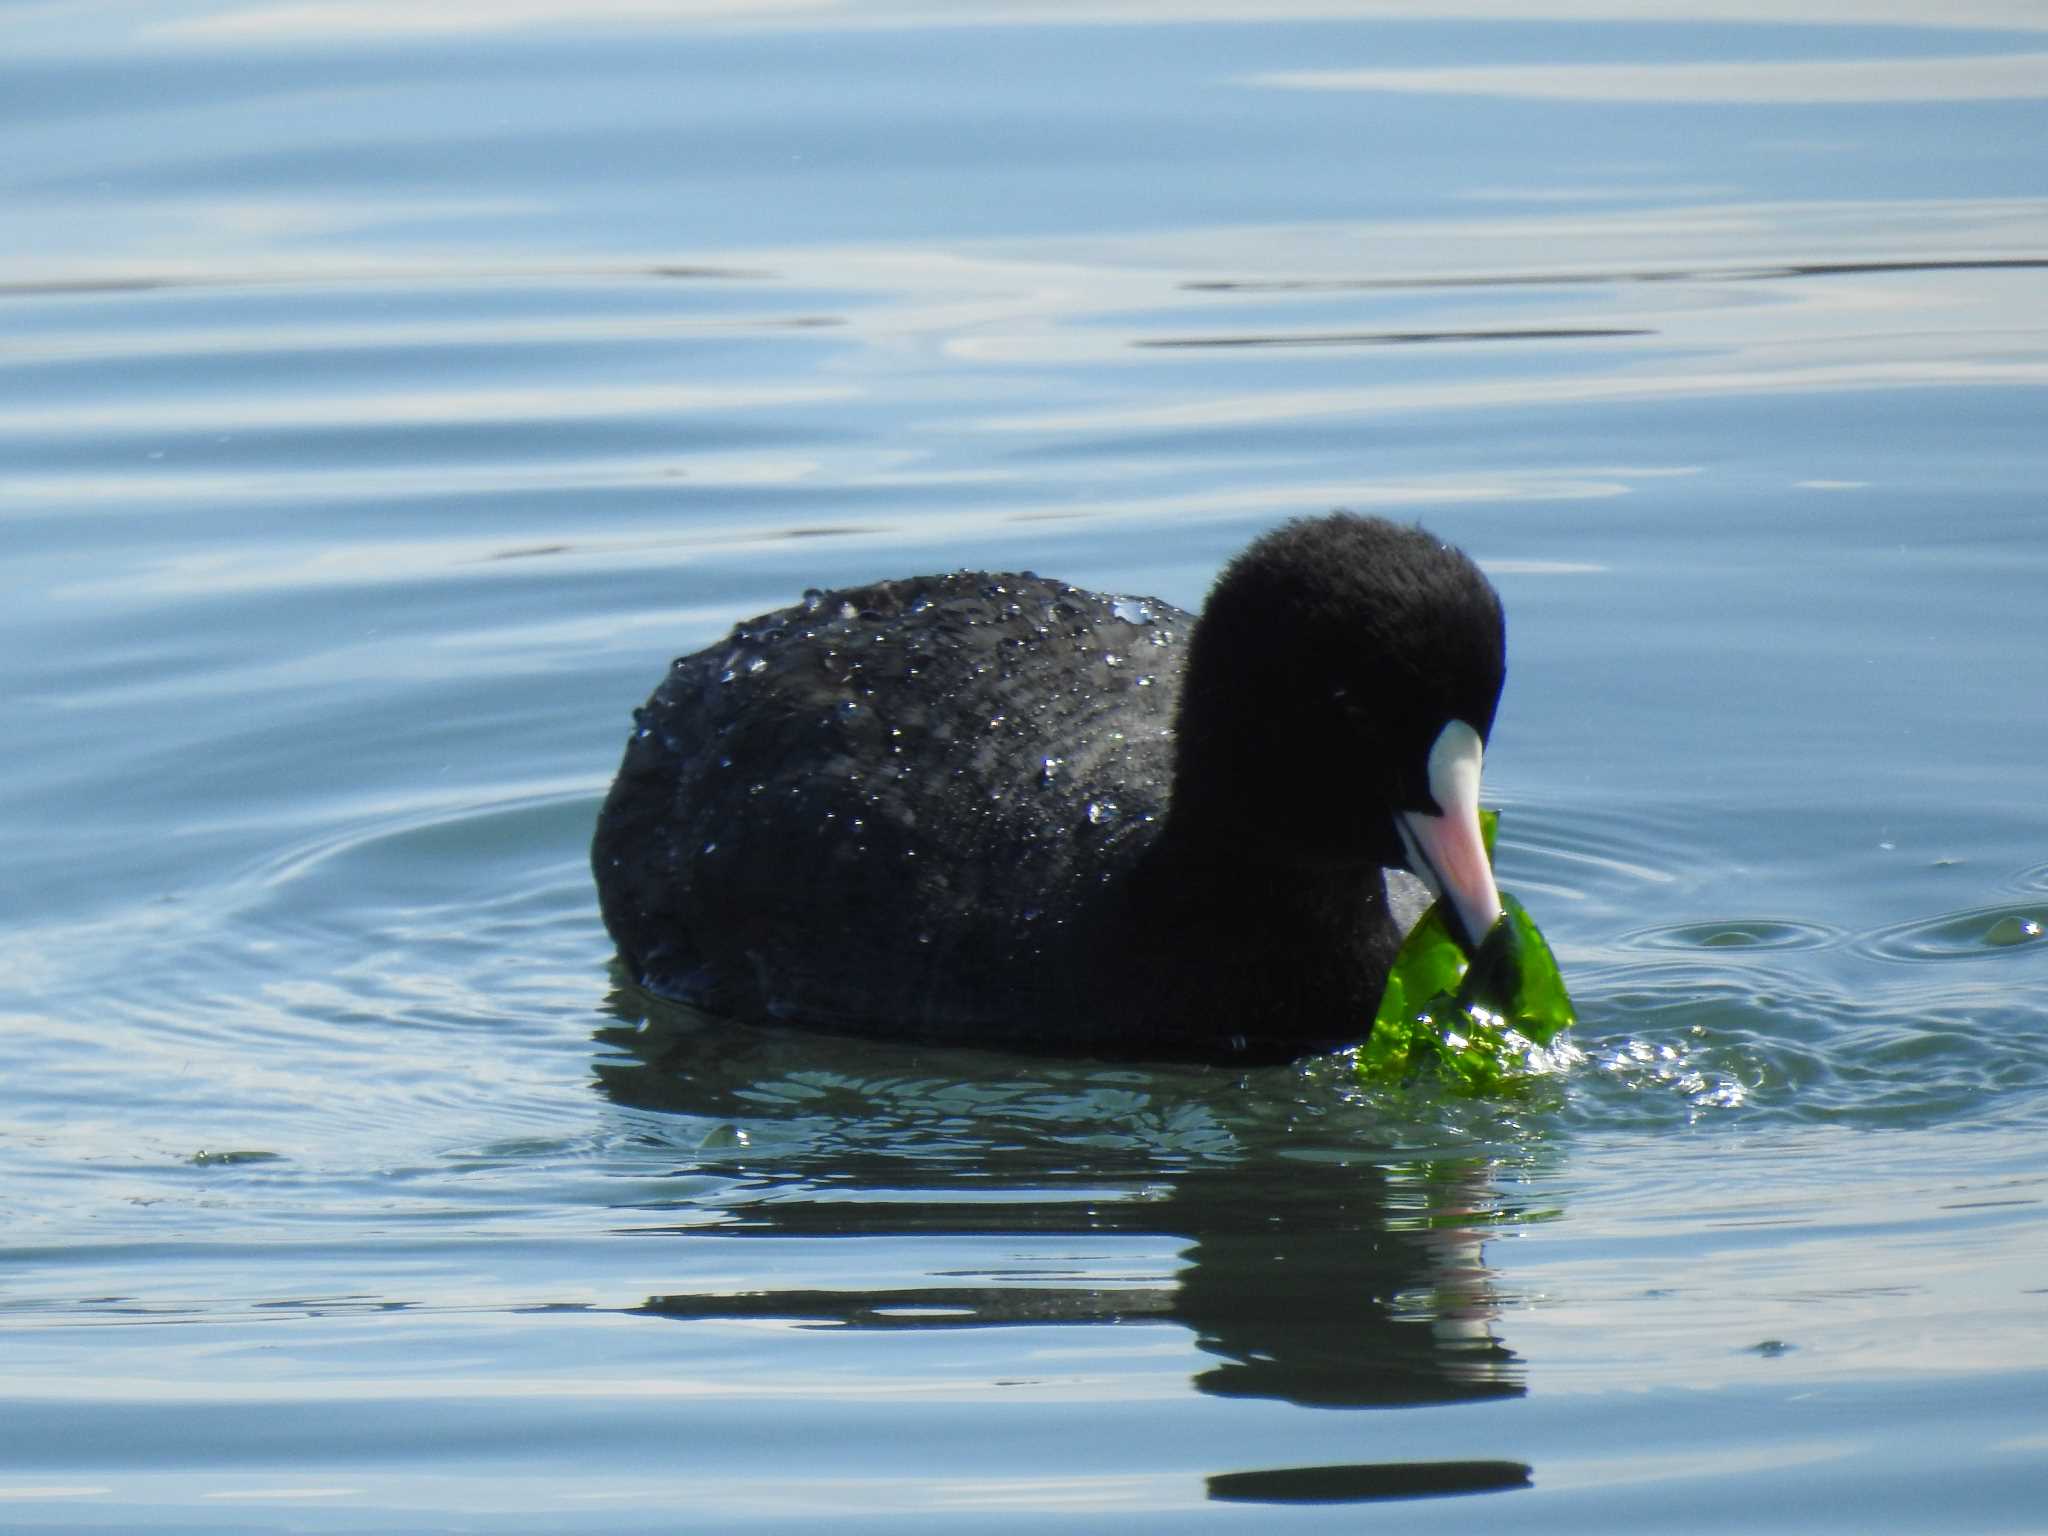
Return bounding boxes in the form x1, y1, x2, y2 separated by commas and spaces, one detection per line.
593, 514, 1507, 1064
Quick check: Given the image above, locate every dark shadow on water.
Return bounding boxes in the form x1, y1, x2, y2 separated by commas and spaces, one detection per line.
1208, 1459, 1532, 1505
1137, 326, 1652, 349
1184, 255, 2048, 293
593, 983, 1539, 1417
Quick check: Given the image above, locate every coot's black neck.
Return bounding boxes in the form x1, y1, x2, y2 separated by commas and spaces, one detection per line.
1083, 817, 1403, 1062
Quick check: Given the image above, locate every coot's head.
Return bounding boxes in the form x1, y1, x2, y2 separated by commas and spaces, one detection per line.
1171, 513, 1507, 949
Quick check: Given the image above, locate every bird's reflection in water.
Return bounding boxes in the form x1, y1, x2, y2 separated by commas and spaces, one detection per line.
594, 987, 1548, 1502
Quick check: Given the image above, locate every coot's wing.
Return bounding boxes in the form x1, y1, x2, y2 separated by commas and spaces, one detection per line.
593, 572, 1192, 1044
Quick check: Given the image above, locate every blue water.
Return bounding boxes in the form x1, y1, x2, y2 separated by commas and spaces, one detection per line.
5, 4, 2048, 1530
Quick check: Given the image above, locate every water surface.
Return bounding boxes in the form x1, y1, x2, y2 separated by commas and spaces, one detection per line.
5, 3, 2048, 1530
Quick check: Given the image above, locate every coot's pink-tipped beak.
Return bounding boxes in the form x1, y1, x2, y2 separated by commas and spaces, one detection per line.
1395, 720, 1502, 952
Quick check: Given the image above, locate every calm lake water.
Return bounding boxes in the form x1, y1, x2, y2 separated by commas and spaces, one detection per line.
6, 3, 2048, 1530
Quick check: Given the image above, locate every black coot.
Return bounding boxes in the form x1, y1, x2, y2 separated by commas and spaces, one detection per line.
593, 513, 1507, 1063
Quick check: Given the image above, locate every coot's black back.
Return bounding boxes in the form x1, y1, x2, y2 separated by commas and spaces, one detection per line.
593, 572, 1193, 1051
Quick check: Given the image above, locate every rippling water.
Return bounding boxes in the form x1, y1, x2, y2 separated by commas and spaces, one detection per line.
6, 4, 2048, 1530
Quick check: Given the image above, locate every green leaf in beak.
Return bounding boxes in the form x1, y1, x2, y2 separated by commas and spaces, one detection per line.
1359, 811, 1576, 1095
